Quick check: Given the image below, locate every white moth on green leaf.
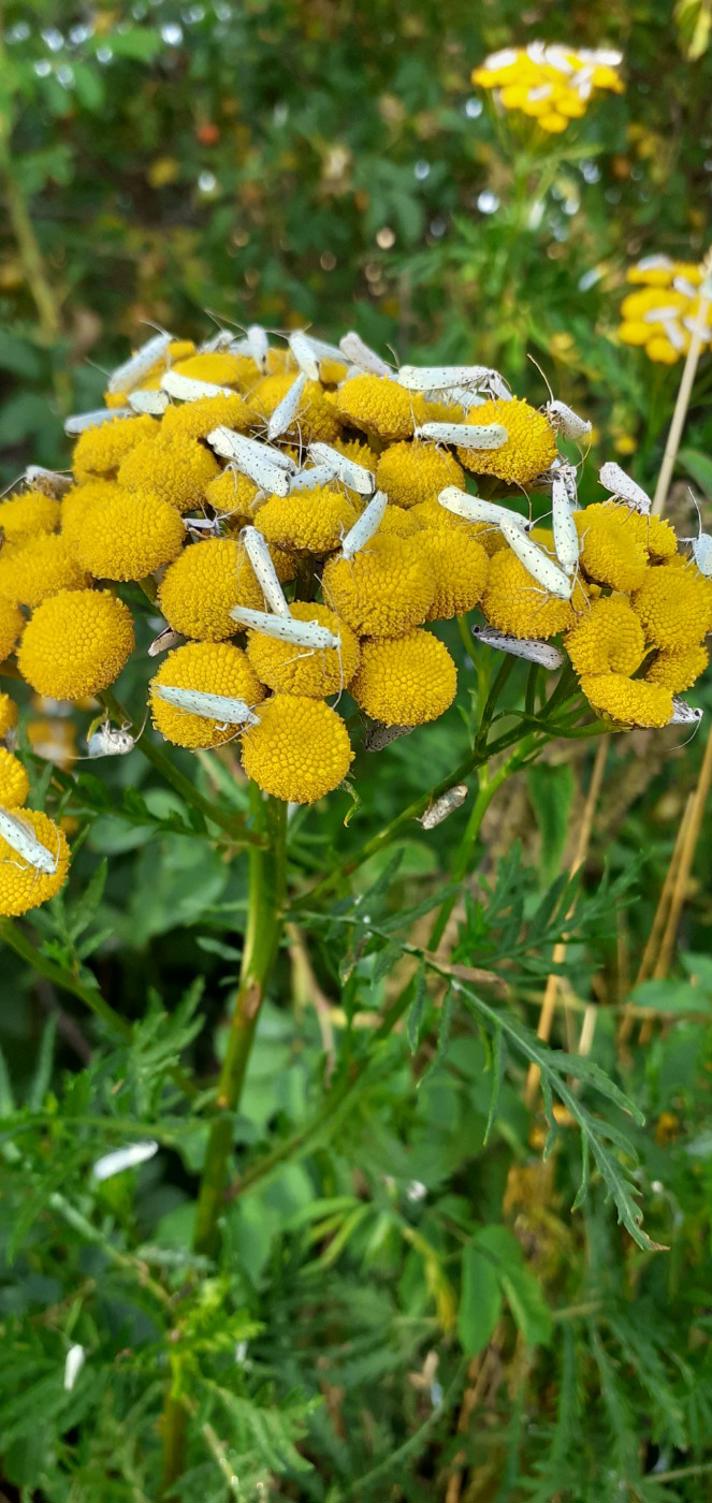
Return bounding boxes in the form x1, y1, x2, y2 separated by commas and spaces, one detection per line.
92, 1141, 159, 1181
499, 517, 573, 599
419, 784, 468, 829
341, 491, 387, 559
63, 1345, 86, 1393
241, 526, 290, 615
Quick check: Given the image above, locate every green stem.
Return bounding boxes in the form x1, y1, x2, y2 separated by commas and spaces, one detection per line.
0, 125, 60, 345
0, 918, 130, 1039
159, 787, 287, 1495
427, 747, 526, 952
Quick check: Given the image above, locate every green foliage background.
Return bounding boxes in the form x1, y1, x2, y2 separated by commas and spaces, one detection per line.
1, 2, 712, 1500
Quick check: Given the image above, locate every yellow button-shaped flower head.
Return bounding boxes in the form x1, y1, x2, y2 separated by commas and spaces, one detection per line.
458, 398, 557, 485
205, 468, 260, 521
74, 488, 186, 581
411, 499, 501, 553
632, 563, 712, 649
626, 512, 678, 561
172, 351, 258, 388
18, 589, 134, 699
645, 643, 708, 693
0, 692, 18, 738
0, 748, 29, 808
378, 507, 420, 539
350, 630, 457, 726
159, 393, 252, 442
334, 375, 425, 443
62, 480, 121, 549
0, 535, 88, 608
0, 598, 24, 661
375, 441, 464, 509
247, 374, 340, 442
565, 595, 645, 676
0, 490, 60, 542
118, 435, 220, 512
72, 414, 157, 480
246, 602, 360, 697
580, 672, 673, 728
0, 808, 70, 916
150, 641, 266, 749
323, 533, 435, 637
575, 503, 648, 592
482, 547, 577, 639
258, 488, 358, 554
421, 528, 490, 620
241, 694, 353, 803
158, 537, 264, 641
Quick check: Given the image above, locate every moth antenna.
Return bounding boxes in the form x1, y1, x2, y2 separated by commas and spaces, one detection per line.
526, 351, 554, 406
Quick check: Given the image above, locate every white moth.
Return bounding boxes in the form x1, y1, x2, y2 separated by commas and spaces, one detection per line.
341, 491, 388, 559
546, 399, 592, 441
64, 407, 132, 434
551, 471, 580, 575
183, 514, 224, 537
669, 698, 704, 726
308, 442, 375, 495
440, 386, 487, 410
499, 518, 573, 599
161, 369, 234, 402
92, 1140, 159, 1181
0, 807, 59, 875
642, 306, 682, 324
673, 275, 699, 299
415, 421, 508, 450
213, 430, 295, 470
288, 331, 320, 380
550, 459, 580, 510
418, 784, 468, 829
24, 465, 72, 497
207, 429, 291, 496
148, 625, 183, 657
482, 48, 518, 70
438, 487, 530, 530
398, 364, 499, 392
288, 463, 337, 493
199, 328, 239, 353
680, 493, 712, 577
291, 331, 344, 371
267, 372, 306, 439
472, 626, 565, 669
230, 605, 340, 650
338, 332, 392, 378
635, 254, 673, 272
246, 323, 269, 371
86, 722, 136, 757
63, 1345, 86, 1393
128, 388, 170, 416
107, 331, 172, 394
241, 526, 290, 615
153, 685, 259, 726
363, 720, 413, 751
599, 461, 651, 515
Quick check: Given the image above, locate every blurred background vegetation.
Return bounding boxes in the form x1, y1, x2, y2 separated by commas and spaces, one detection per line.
2, 3, 712, 1500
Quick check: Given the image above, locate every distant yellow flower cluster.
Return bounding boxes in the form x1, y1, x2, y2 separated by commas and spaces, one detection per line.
472, 43, 623, 134
0, 320, 709, 917
618, 255, 712, 364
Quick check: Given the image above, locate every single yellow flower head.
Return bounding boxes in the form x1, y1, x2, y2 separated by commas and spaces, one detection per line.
158, 537, 264, 641
205, 468, 261, 520
0, 490, 61, 542
172, 351, 258, 388
375, 441, 464, 509
646, 336, 680, 365
0, 807, 70, 916
72, 414, 157, 480
61, 479, 120, 548
258, 488, 358, 554
332, 436, 379, 468
323, 533, 435, 638
159, 392, 252, 442
632, 564, 712, 650
0, 748, 29, 807
482, 547, 580, 639
247, 374, 340, 442
626, 512, 678, 561
378, 506, 420, 538
318, 357, 349, 385
0, 535, 88, 608
117, 435, 220, 512
410, 498, 503, 553
0, 597, 25, 661
574, 503, 648, 592
458, 398, 557, 485
565, 595, 645, 676
18, 589, 135, 700
0, 692, 18, 738
74, 488, 186, 581
421, 528, 490, 620
350, 630, 457, 726
644, 644, 708, 693
334, 375, 425, 443
150, 640, 266, 749
241, 694, 353, 803
246, 602, 360, 697
580, 672, 673, 728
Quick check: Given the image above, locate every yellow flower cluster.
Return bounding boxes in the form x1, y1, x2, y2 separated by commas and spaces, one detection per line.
618, 255, 712, 364
1, 322, 710, 919
473, 43, 623, 134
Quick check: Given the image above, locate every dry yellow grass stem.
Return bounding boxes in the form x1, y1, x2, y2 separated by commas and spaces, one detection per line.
652, 246, 712, 516
616, 793, 694, 1047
